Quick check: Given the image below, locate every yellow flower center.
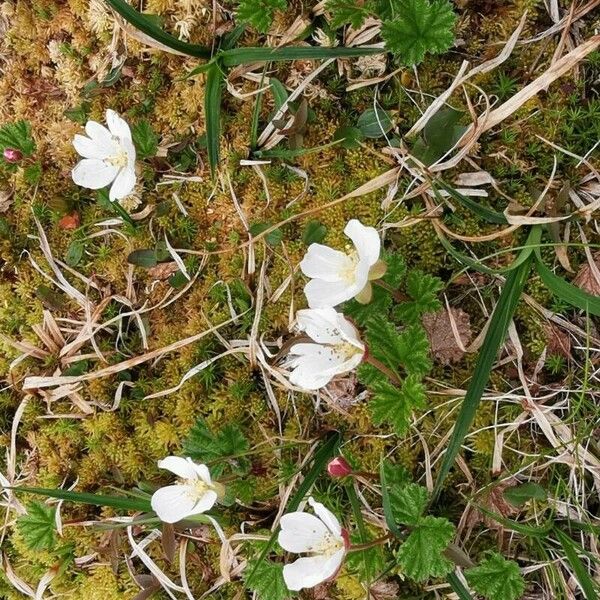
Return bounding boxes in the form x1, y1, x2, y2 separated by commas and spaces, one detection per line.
180, 477, 212, 500
334, 341, 363, 361
340, 250, 359, 284
105, 147, 128, 169
313, 531, 344, 557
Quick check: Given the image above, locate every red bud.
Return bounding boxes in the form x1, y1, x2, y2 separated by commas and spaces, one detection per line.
3, 148, 22, 163
327, 456, 353, 478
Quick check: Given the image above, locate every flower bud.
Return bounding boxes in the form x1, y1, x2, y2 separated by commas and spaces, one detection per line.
327, 456, 353, 478
3, 148, 22, 163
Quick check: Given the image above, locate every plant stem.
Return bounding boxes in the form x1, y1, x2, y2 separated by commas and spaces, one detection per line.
373, 279, 409, 303
348, 533, 393, 552
364, 355, 402, 386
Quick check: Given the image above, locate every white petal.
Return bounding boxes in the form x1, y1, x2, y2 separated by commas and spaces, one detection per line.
308, 497, 342, 536
344, 219, 380, 266
109, 167, 136, 201
304, 278, 358, 309
190, 463, 212, 485
287, 344, 346, 390
157, 456, 200, 480
282, 550, 345, 591
296, 308, 362, 348
278, 511, 329, 553
72, 134, 113, 160
151, 485, 217, 523
300, 245, 352, 282
106, 109, 132, 141
85, 120, 114, 147
72, 159, 118, 190
122, 135, 137, 164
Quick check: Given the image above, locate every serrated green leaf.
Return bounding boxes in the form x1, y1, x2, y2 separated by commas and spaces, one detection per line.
244, 560, 289, 600
465, 553, 525, 600
397, 516, 455, 581
183, 419, 250, 477
394, 270, 443, 323
0, 120, 36, 156
503, 482, 547, 507
381, 0, 456, 66
388, 483, 428, 526
357, 107, 393, 139
327, 0, 373, 28
370, 374, 426, 435
17, 502, 56, 551
396, 325, 432, 376
132, 120, 158, 159
236, 0, 286, 33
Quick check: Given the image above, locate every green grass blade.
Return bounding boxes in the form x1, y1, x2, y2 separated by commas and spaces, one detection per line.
245, 432, 341, 586
220, 45, 382, 67
104, 0, 211, 58
432, 250, 533, 499
205, 63, 224, 177
555, 529, 599, 600
7, 485, 152, 512
534, 251, 600, 316
447, 572, 475, 600
346, 482, 374, 583
433, 180, 508, 224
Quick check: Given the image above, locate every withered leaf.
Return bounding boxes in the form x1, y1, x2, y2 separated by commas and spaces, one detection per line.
422, 307, 472, 365
544, 322, 571, 358
148, 261, 180, 280
573, 253, 600, 296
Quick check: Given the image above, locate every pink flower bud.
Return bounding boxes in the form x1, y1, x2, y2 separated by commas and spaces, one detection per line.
3, 148, 22, 163
327, 456, 353, 478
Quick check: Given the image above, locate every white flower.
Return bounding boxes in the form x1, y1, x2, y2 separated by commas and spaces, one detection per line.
150, 456, 221, 524
286, 307, 365, 390
300, 219, 386, 308
278, 496, 349, 591
72, 109, 137, 201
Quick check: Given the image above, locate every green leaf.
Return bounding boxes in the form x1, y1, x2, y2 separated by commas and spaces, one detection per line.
269, 78, 289, 111
132, 120, 158, 159
388, 483, 428, 526
236, 0, 287, 33
465, 553, 525, 600
365, 317, 431, 376
503, 482, 547, 507
17, 502, 56, 551
413, 108, 466, 165
397, 516, 455, 581
554, 529, 598, 600
534, 251, 600, 316
127, 249, 158, 268
205, 63, 224, 177
370, 375, 426, 435
394, 270, 443, 323
183, 418, 250, 477
432, 249, 533, 499
8, 486, 152, 512
104, 0, 211, 58
65, 240, 84, 267
327, 0, 373, 28
0, 120, 36, 156
249, 221, 283, 245
244, 560, 289, 600
357, 107, 393, 139
447, 572, 476, 600
333, 125, 365, 149
381, 0, 456, 66
380, 460, 410, 536
302, 220, 327, 245
219, 45, 382, 67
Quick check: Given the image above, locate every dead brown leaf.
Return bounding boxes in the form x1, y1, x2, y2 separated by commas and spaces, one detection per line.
544, 322, 571, 358
147, 262, 180, 280
422, 307, 472, 365
573, 253, 600, 296
371, 580, 400, 599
